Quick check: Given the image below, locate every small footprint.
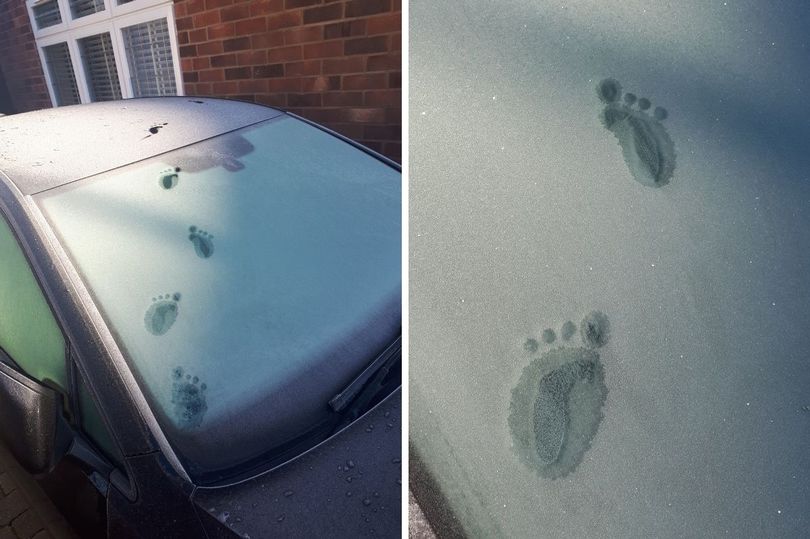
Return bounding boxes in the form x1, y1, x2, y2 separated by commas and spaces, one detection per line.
188, 226, 214, 259
597, 78, 676, 188
510, 311, 610, 479
171, 366, 207, 429
158, 167, 180, 190
144, 292, 181, 336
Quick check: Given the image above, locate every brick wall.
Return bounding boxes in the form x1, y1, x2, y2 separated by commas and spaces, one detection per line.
174, 0, 401, 162
0, 2, 51, 114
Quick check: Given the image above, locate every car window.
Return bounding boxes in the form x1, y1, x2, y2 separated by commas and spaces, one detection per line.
0, 213, 67, 390
37, 115, 401, 480
410, 1, 810, 537
77, 372, 125, 469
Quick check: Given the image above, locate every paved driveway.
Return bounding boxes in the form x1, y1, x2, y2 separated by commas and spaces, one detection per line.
0, 443, 75, 539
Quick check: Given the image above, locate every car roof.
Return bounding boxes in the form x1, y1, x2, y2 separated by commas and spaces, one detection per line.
0, 97, 283, 196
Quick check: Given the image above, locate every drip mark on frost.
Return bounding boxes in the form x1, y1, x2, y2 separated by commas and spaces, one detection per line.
171, 366, 208, 429
510, 312, 610, 479
144, 292, 181, 336
597, 78, 676, 187
188, 225, 214, 259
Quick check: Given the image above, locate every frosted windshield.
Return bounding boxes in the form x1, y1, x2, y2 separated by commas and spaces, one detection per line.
38, 116, 401, 475
410, 1, 810, 537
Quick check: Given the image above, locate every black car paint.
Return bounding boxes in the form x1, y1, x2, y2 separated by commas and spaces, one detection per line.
0, 97, 401, 537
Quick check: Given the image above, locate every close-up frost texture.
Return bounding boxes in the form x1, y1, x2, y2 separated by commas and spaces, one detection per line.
411, 0, 810, 537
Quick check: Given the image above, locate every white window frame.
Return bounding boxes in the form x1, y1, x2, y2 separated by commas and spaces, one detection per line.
27, 0, 184, 107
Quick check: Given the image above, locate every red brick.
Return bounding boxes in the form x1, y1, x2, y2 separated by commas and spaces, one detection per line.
269, 11, 302, 29
207, 23, 235, 40
328, 123, 365, 139
285, 60, 322, 76
267, 45, 302, 62
363, 124, 400, 140
175, 16, 193, 30
210, 53, 238, 67
251, 32, 285, 48
344, 35, 388, 55
174, 3, 188, 17
195, 82, 213, 94
286, 0, 319, 7
283, 25, 323, 44
345, 107, 386, 123
186, 0, 206, 15
303, 4, 342, 24
225, 67, 252, 79
268, 78, 302, 92
324, 20, 366, 39
255, 93, 287, 107
183, 71, 199, 83
193, 10, 221, 26
189, 28, 208, 43
323, 56, 365, 74
179, 44, 197, 58
366, 52, 399, 71
181, 58, 194, 72
235, 17, 267, 35
193, 57, 211, 70
391, 32, 400, 50
346, 0, 391, 18
253, 64, 285, 78
288, 93, 322, 107
236, 49, 268, 65
359, 140, 384, 153
388, 72, 400, 88
178, 31, 189, 45
301, 75, 339, 92
364, 89, 400, 106
366, 13, 399, 34
323, 91, 363, 107
343, 73, 388, 90
205, 0, 234, 9
199, 69, 226, 82
303, 40, 343, 59
238, 79, 270, 93
212, 81, 239, 94
197, 41, 224, 55
383, 142, 401, 162
250, 0, 284, 16
221, 4, 251, 21
223, 36, 252, 51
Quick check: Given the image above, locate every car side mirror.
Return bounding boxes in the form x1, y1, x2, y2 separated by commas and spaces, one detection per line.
0, 361, 72, 474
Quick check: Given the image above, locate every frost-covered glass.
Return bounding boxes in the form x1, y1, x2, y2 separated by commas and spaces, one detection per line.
410, 1, 810, 537
37, 116, 401, 477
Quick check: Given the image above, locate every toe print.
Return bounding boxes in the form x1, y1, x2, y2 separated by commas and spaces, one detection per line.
158, 167, 180, 190
188, 226, 214, 259
144, 292, 181, 336
597, 78, 676, 187
510, 312, 610, 479
171, 367, 208, 429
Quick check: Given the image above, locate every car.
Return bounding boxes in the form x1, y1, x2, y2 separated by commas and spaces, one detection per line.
0, 97, 401, 538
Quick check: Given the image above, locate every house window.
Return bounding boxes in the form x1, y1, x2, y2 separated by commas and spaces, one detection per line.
26, 0, 182, 107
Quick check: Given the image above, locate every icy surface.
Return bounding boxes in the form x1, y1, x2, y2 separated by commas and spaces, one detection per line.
410, 0, 810, 537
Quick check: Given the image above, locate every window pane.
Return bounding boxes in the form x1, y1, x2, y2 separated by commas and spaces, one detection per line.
32, 0, 62, 30
77, 374, 124, 467
43, 42, 81, 106
122, 18, 177, 97
78, 32, 122, 102
0, 216, 66, 390
69, 0, 104, 19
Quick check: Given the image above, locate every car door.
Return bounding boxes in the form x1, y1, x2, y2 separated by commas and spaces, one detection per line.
0, 208, 127, 536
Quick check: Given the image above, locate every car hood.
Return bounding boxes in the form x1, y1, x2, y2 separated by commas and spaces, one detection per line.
191, 388, 401, 538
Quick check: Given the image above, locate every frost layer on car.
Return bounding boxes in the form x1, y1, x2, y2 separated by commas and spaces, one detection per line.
36, 114, 401, 477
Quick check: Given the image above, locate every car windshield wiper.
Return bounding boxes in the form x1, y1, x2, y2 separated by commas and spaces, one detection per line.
329, 336, 401, 421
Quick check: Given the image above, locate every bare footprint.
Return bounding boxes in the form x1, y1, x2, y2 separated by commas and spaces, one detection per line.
597, 78, 676, 188
171, 367, 208, 429
144, 292, 181, 336
510, 312, 610, 479
188, 225, 214, 259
